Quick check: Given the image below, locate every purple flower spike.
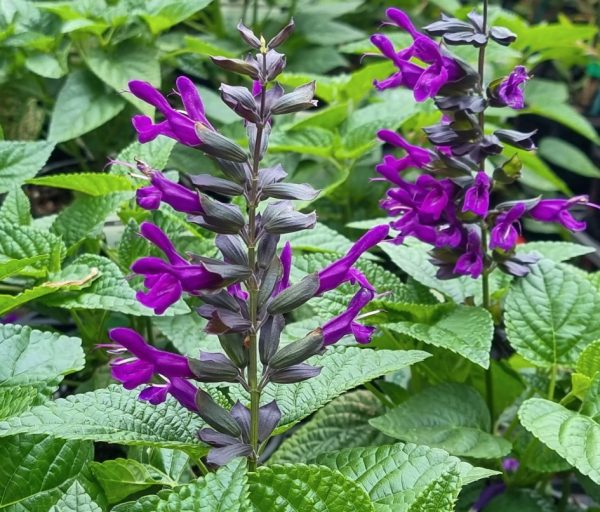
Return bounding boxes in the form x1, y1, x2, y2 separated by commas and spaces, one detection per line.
137, 171, 203, 214
497, 66, 529, 110
453, 229, 484, 278
322, 288, 376, 345
377, 130, 433, 174
462, 172, 491, 217
529, 195, 599, 232
317, 225, 389, 294
490, 203, 526, 251
129, 76, 214, 146
108, 327, 194, 389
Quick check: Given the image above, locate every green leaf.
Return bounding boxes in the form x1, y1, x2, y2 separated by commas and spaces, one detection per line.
259, 347, 430, 433
0, 385, 206, 454
113, 458, 250, 512
44, 254, 188, 316
317, 443, 497, 512
0, 185, 31, 225
0, 435, 93, 511
0, 385, 39, 420
27, 173, 135, 196
539, 137, 600, 178
527, 104, 598, 144
407, 465, 461, 512
0, 140, 54, 193
517, 241, 595, 262
110, 136, 176, 176
154, 313, 219, 356
519, 397, 600, 483
91, 458, 176, 504
370, 383, 511, 458
84, 43, 161, 116
138, 0, 214, 35
516, 148, 570, 194
51, 192, 131, 247
0, 323, 84, 388
48, 69, 126, 143
384, 304, 493, 368
0, 256, 46, 281
48, 481, 103, 512
270, 390, 389, 465
485, 489, 555, 512
269, 127, 334, 158
505, 259, 600, 367
127, 447, 190, 484
249, 464, 374, 512
183, 35, 236, 58
577, 340, 600, 377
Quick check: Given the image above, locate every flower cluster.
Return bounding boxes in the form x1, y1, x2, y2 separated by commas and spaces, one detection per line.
371, 7, 598, 280
102, 20, 388, 467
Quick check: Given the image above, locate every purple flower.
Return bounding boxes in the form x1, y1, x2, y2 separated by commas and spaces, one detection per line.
322, 288, 376, 345
139, 378, 199, 411
453, 229, 484, 278
497, 66, 529, 110
490, 203, 526, 251
137, 171, 203, 214
377, 130, 433, 182
316, 225, 389, 294
106, 327, 194, 389
132, 222, 223, 314
129, 76, 214, 146
529, 195, 598, 232
502, 457, 520, 473
462, 172, 491, 217
274, 242, 292, 295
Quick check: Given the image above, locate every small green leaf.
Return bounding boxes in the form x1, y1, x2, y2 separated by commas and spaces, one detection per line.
0, 385, 39, 420
0, 185, 31, 225
154, 313, 219, 356
269, 127, 334, 158
0, 140, 54, 193
577, 340, 600, 377
370, 383, 511, 458
249, 464, 374, 512
48, 480, 103, 512
517, 241, 595, 262
27, 173, 135, 196
0, 256, 46, 281
539, 137, 600, 178
138, 0, 214, 35
407, 465, 461, 512
48, 69, 126, 143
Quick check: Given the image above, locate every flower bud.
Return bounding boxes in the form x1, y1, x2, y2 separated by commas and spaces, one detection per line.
269, 329, 324, 369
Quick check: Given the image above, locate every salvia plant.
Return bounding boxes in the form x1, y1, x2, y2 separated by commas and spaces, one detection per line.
102, 19, 390, 470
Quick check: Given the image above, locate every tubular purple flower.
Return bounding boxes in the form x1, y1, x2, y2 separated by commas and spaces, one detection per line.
139, 377, 199, 412
316, 225, 389, 294
490, 203, 526, 251
129, 76, 214, 146
453, 229, 484, 278
137, 171, 203, 214
108, 327, 194, 389
377, 130, 433, 174
497, 66, 529, 110
322, 288, 376, 345
275, 242, 292, 294
385, 7, 421, 38
462, 172, 491, 217
529, 195, 599, 232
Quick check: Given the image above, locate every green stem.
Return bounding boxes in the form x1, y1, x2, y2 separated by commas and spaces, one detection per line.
252, 0, 259, 31
548, 364, 557, 400
196, 458, 210, 476
364, 382, 395, 409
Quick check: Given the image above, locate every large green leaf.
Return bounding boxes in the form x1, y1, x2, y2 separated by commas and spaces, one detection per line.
0, 256, 46, 281
406, 466, 461, 512
0, 435, 93, 511
84, 43, 160, 116
0, 222, 65, 273
505, 259, 600, 367
259, 347, 430, 433
44, 254, 188, 316
384, 304, 493, 368
154, 313, 218, 356
0, 385, 206, 454
0, 185, 31, 225
137, 0, 214, 35
26, 173, 135, 197
48, 69, 126, 142
249, 464, 374, 511
317, 443, 497, 512
516, 241, 595, 262
519, 397, 600, 483
538, 137, 600, 178
48, 481, 103, 512
113, 458, 250, 512
370, 383, 511, 458
0, 140, 54, 193
270, 390, 389, 465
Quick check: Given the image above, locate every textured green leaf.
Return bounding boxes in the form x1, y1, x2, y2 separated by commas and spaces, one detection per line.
84, 43, 160, 116
407, 465, 461, 512
505, 259, 600, 367
154, 313, 218, 356
317, 443, 497, 512
577, 340, 600, 377
113, 458, 249, 512
127, 447, 190, 484
26, 173, 135, 196
0, 386, 39, 420
517, 241, 595, 262
48, 481, 102, 512
110, 136, 176, 176
91, 458, 176, 504
260, 347, 430, 433
249, 464, 374, 512
0, 222, 64, 273
0, 323, 84, 388
51, 192, 131, 247
270, 390, 389, 465
269, 127, 334, 158
0, 385, 206, 453
384, 304, 493, 368
0, 256, 46, 281
0, 186, 31, 225
0, 435, 93, 511
44, 254, 188, 316
370, 383, 511, 458
539, 137, 600, 178
519, 397, 600, 482
48, 69, 126, 142
0, 140, 54, 193
138, 0, 214, 34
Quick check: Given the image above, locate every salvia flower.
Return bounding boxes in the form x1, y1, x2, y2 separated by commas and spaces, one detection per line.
322, 288, 376, 345
139, 377, 199, 412
490, 203, 526, 252
496, 65, 529, 110
462, 171, 491, 217
137, 171, 203, 214
130, 76, 214, 146
453, 229, 484, 278
529, 195, 598, 232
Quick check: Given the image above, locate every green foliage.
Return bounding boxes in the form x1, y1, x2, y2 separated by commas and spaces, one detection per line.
0, 141, 54, 193
27, 173, 135, 196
